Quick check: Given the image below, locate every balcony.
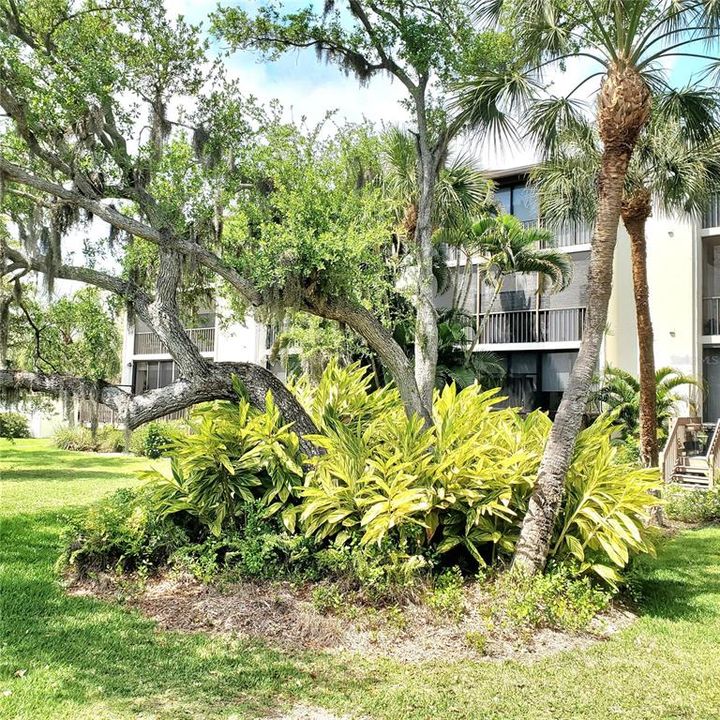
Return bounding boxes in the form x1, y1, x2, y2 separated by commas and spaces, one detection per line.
133, 327, 216, 355
521, 219, 593, 248
704, 194, 720, 230
703, 297, 720, 336
477, 307, 586, 345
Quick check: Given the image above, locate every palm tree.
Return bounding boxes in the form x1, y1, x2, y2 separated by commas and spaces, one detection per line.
455, 0, 720, 573
591, 365, 701, 446
533, 122, 720, 468
463, 214, 573, 363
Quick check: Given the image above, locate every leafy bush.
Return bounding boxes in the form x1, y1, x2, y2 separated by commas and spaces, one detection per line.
54, 426, 96, 451
295, 369, 660, 583
142, 393, 304, 536
59, 488, 189, 575
490, 566, 611, 633
0, 411, 30, 439
64, 363, 662, 596
171, 501, 322, 582
129, 421, 176, 458
665, 485, 720, 523
53, 425, 125, 453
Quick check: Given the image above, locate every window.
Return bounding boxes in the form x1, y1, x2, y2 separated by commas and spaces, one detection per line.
494, 182, 538, 224
133, 360, 176, 394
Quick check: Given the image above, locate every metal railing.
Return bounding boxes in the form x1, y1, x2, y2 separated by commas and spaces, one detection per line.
703, 297, 720, 335
478, 307, 586, 345
134, 327, 215, 355
529, 218, 593, 247
704, 193, 720, 229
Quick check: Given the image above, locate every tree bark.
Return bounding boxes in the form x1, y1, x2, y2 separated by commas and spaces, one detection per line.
412, 91, 440, 410
622, 189, 658, 467
512, 65, 651, 575
512, 147, 632, 574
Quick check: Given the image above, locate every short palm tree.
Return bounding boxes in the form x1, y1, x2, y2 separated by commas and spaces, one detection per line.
455, 0, 720, 573
533, 121, 720, 468
463, 214, 573, 362
591, 366, 701, 446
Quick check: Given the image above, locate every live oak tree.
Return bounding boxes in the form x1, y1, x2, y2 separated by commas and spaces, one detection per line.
456, 0, 720, 573
213, 0, 513, 413
0, 0, 500, 446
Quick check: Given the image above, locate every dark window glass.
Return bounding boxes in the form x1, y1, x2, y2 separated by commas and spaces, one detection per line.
512, 185, 537, 223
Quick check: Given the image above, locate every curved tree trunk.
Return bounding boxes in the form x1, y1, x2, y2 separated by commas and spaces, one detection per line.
512, 65, 651, 575
513, 148, 632, 573
622, 190, 658, 467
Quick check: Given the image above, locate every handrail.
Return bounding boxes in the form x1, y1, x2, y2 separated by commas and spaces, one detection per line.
662, 416, 702, 483
662, 417, 680, 484
706, 419, 720, 489
134, 327, 215, 355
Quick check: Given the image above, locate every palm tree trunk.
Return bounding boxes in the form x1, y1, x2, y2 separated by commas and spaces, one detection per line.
464, 277, 502, 364
622, 190, 658, 467
512, 147, 633, 574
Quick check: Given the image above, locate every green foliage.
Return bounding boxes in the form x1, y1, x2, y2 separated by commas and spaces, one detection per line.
64, 363, 661, 594
428, 566, 466, 622
552, 415, 661, 587
142, 394, 304, 537
171, 500, 322, 583
311, 584, 343, 615
491, 566, 612, 633
296, 364, 660, 582
665, 486, 720, 524
591, 366, 701, 445
53, 425, 125, 453
59, 488, 188, 575
0, 412, 30, 439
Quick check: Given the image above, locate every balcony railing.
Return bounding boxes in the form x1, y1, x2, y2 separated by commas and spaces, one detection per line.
703, 296, 720, 335
134, 327, 216, 355
704, 194, 720, 229
478, 307, 586, 345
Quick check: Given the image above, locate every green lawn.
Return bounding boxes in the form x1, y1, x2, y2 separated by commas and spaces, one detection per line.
2, 438, 720, 720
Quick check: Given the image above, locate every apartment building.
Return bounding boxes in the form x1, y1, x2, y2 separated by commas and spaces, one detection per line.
439, 165, 720, 428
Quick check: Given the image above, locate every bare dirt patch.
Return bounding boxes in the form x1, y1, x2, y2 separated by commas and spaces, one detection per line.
68, 572, 636, 664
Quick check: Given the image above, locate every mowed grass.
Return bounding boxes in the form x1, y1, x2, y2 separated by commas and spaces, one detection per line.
1, 439, 720, 720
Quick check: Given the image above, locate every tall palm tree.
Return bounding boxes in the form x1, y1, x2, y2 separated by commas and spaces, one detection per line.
463, 214, 573, 362
533, 122, 720, 468
591, 365, 701, 446
455, 0, 720, 573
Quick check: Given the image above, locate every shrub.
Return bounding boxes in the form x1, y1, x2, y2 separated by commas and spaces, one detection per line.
0, 412, 30, 439
63, 363, 662, 594
59, 488, 189, 575
311, 584, 343, 614
53, 425, 125, 453
129, 420, 186, 457
427, 566, 465, 622
664, 485, 720, 523
96, 426, 125, 453
169, 501, 323, 582
142, 394, 304, 536
54, 425, 96, 451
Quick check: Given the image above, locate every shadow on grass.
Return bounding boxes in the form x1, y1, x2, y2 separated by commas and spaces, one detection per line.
632, 528, 720, 622
0, 511, 318, 718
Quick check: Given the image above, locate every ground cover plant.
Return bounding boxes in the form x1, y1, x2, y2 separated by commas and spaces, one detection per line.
2, 438, 720, 719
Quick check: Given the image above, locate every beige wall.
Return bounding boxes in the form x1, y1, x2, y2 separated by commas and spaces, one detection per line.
605, 209, 701, 415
